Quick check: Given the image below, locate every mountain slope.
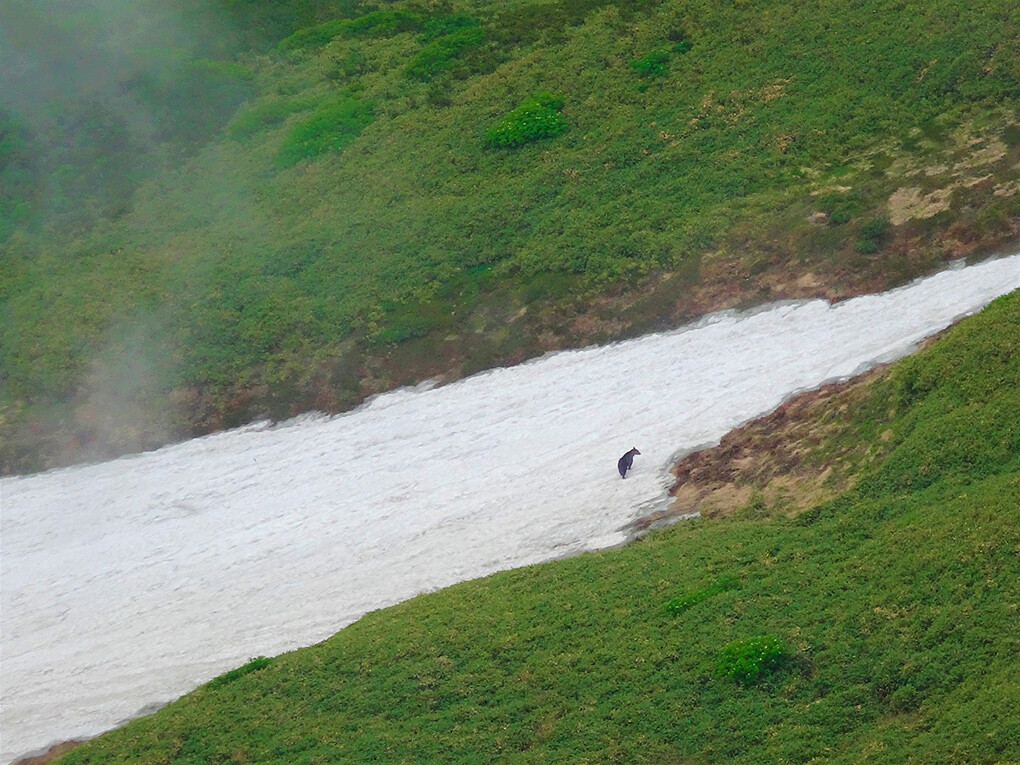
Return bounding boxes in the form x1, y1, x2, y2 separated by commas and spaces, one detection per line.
46, 291, 1020, 763
4, 0, 1020, 472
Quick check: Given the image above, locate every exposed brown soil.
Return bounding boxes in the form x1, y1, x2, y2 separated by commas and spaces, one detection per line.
11, 741, 85, 765
5, 209, 1017, 476
622, 325, 961, 536
623, 365, 894, 535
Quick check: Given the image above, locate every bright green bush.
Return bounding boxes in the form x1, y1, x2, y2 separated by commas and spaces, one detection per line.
277, 98, 374, 166
631, 48, 672, 78
716, 635, 789, 686
483, 92, 567, 148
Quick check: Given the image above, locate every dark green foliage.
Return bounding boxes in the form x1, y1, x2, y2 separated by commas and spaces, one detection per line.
278, 18, 351, 51
716, 635, 789, 685
278, 10, 425, 51
213, 0, 369, 50
277, 98, 375, 165
489, 0, 662, 45
332, 45, 370, 79
142, 59, 256, 144
631, 48, 672, 78
206, 656, 273, 689
343, 10, 425, 38
483, 92, 567, 148
855, 217, 891, 253
404, 27, 487, 81
1003, 122, 1020, 147
418, 13, 481, 43
817, 190, 861, 225
664, 574, 739, 615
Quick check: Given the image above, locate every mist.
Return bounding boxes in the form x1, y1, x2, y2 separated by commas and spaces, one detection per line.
0, 0, 253, 226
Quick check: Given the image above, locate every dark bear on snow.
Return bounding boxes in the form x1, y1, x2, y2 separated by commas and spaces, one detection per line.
618, 447, 641, 478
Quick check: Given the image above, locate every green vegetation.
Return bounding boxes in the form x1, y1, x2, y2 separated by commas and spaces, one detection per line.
278, 10, 426, 51
483, 92, 567, 147
4, 0, 1020, 471
51, 291, 1020, 762
856, 217, 892, 254
663, 573, 738, 615
405, 26, 488, 81
716, 634, 789, 686
205, 657, 274, 690
277, 97, 376, 166
630, 48, 672, 78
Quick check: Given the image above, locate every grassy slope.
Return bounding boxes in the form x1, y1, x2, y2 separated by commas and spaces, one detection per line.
52, 292, 1020, 763
4, 0, 1020, 472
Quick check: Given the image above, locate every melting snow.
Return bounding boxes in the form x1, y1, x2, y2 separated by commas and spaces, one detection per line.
2, 254, 1018, 761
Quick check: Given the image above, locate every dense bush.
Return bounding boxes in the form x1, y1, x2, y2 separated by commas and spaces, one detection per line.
404, 27, 487, 81
277, 98, 374, 166
344, 10, 425, 38
664, 575, 739, 615
489, 0, 662, 45
279, 10, 424, 51
278, 18, 349, 51
855, 217, 891, 253
418, 13, 481, 43
131, 58, 255, 144
716, 635, 789, 686
483, 92, 567, 148
631, 48, 672, 78
227, 94, 322, 139
206, 656, 273, 689
816, 190, 861, 225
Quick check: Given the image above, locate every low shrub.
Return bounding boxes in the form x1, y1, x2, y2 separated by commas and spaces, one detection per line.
664, 575, 739, 615
279, 11, 424, 51
856, 217, 891, 252
278, 19, 349, 51
277, 98, 374, 166
716, 635, 788, 685
145, 59, 255, 144
227, 95, 321, 139
418, 14, 481, 43
344, 10, 424, 38
817, 190, 861, 225
405, 27, 487, 81
631, 48, 672, 78
484, 92, 567, 148
206, 656, 273, 689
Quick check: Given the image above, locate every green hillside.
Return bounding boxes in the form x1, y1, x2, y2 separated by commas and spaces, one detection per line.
49, 290, 1020, 763
4, 0, 1020, 471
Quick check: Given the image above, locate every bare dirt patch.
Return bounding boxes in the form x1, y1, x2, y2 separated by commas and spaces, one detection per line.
623, 365, 894, 534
